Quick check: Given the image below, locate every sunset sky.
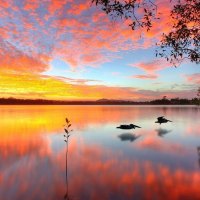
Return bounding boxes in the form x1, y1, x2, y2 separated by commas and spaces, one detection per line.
0, 0, 199, 101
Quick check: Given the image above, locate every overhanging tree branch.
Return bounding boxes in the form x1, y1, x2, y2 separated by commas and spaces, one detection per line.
92, 0, 200, 66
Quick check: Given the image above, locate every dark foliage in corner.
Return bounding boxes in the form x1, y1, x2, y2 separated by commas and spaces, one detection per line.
158, 0, 200, 66
92, 0, 200, 66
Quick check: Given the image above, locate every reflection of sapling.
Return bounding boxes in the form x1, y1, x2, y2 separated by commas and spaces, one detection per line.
64, 118, 73, 143
63, 118, 73, 200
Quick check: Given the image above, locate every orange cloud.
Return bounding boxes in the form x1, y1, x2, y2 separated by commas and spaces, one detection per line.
24, 0, 39, 11
68, 1, 90, 15
0, 0, 10, 8
0, 39, 49, 73
47, 0, 70, 15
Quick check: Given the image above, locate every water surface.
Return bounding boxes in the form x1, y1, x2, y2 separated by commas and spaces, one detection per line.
0, 105, 200, 200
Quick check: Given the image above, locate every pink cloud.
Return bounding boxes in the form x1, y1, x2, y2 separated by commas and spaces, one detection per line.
129, 59, 173, 80
130, 59, 171, 73
68, 1, 90, 15
0, 0, 177, 71
132, 74, 158, 80
47, 0, 70, 15
24, 0, 39, 11
185, 73, 200, 84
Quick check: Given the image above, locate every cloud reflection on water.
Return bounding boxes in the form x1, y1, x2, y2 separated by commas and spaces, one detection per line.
0, 106, 200, 200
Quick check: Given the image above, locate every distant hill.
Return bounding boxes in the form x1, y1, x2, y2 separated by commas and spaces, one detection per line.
96, 98, 130, 103
96, 98, 110, 102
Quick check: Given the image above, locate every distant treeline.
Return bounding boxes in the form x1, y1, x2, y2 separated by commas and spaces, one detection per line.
0, 97, 199, 105
149, 98, 200, 105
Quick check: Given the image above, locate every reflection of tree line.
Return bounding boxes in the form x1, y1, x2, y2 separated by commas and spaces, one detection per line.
197, 147, 200, 168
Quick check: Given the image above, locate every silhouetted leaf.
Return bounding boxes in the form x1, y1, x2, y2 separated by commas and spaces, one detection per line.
64, 129, 69, 133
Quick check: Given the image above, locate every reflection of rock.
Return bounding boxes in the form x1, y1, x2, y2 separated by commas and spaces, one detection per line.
118, 133, 140, 142
156, 128, 171, 137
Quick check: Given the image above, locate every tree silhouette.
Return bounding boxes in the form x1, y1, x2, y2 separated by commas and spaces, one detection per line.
92, 0, 158, 31
197, 87, 200, 106
92, 0, 200, 65
197, 87, 200, 97
158, 0, 200, 65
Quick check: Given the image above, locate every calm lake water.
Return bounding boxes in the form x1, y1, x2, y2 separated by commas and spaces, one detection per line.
0, 105, 200, 200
